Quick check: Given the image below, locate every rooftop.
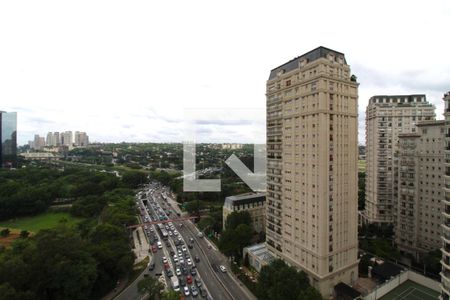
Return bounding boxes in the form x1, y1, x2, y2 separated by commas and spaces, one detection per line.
268, 46, 347, 80
224, 192, 265, 207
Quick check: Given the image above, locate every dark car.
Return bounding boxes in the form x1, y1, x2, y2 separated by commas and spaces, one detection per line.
179, 276, 186, 286
190, 268, 197, 276
182, 266, 188, 275
149, 262, 155, 271
166, 269, 173, 277
194, 256, 200, 263
200, 288, 207, 298
195, 278, 202, 287
188, 244, 193, 249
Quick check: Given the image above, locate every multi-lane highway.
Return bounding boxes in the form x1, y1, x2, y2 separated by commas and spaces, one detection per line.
116, 182, 256, 300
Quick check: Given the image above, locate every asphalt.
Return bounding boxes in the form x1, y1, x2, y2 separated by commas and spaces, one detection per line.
115, 183, 256, 300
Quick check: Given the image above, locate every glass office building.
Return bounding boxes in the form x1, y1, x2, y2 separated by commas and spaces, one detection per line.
0, 111, 17, 168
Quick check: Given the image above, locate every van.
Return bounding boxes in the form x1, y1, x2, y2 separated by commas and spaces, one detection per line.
171, 276, 180, 292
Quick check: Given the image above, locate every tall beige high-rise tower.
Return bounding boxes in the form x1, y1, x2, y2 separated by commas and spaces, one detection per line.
363, 95, 435, 224
441, 91, 450, 300
266, 47, 359, 297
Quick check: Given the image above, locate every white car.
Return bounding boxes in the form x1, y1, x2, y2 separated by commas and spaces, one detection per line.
157, 241, 162, 249
183, 286, 190, 296
187, 258, 192, 266
179, 259, 184, 265
173, 231, 179, 236
219, 265, 227, 273
176, 268, 182, 276
182, 246, 187, 252
162, 256, 168, 264
173, 257, 179, 264
168, 231, 173, 236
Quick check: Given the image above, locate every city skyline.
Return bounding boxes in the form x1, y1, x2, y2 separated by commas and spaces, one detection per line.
1, 0, 449, 145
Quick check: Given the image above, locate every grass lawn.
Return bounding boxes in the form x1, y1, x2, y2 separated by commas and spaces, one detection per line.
0, 212, 83, 233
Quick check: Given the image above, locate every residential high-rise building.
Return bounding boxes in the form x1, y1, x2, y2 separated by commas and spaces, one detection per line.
0, 111, 17, 168
394, 121, 444, 259
441, 91, 450, 300
266, 47, 359, 297
363, 95, 435, 225
46, 132, 53, 146
53, 132, 60, 146
31, 134, 46, 150
74, 131, 89, 146
62, 131, 73, 146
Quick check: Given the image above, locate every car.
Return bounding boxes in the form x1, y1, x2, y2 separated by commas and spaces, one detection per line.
200, 288, 207, 298
173, 231, 179, 236
186, 275, 193, 284
151, 245, 157, 253
179, 276, 186, 286
176, 268, 182, 276
187, 258, 192, 266
197, 232, 204, 238
190, 268, 197, 276
170, 249, 175, 256
164, 262, 170, 269
190, 237, 194, 243
157, 241, 162, 249
179, 259, 185, 265
149, 262, 155, 271
166, 269, 173, 277
174, 257, 179, 264
191, 285, 199, 297
194, 256, 200, 263
182, 267, 188, 275
183, 286, 190, 296
168, 231, 173, 236
162, 256, 168, 264
195, 278, 202, 287
181, 246, 187, 252
219, 265, 227, 273
188, 244, 193, 249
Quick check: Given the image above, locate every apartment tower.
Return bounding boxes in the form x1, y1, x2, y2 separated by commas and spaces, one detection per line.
394, 121, 444, 259
266, 47, 359, 297
441, 91, 450, 300
363, 95, 435, 224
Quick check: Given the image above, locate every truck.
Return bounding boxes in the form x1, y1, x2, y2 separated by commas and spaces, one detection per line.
170, 276, 180, 292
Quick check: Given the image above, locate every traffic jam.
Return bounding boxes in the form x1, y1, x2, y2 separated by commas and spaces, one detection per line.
137, 183, 210, 299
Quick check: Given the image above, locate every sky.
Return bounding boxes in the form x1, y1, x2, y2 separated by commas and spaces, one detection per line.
1, 0, 449, 145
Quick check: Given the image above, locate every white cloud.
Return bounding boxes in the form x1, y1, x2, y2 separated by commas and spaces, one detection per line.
1, 0, 449, 145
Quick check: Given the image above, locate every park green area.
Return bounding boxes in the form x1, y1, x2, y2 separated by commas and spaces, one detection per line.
0, 211, 83, 233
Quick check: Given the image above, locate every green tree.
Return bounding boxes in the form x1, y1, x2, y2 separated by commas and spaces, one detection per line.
225, 211, 251, 230
137, 277, 163, 299
257, 259, 321, 300
0, 228, 10, 237
122, 171, 147, 188
19, 230, 29, 238
161, 289, 182, 300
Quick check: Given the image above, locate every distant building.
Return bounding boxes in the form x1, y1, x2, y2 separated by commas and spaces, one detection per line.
363, 95, 435, 225
21, 152, 61, 161
29, 134, 46, 150
53, 132, 60, 146
61, 131, 73, 146
74, 131, 89, 146
0, 111, 17, 168
46, 132, 54, 146
394, 121, 444, 259
223, 192, 266, 233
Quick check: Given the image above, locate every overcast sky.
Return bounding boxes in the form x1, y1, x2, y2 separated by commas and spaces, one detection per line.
1, 0, 449, 145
